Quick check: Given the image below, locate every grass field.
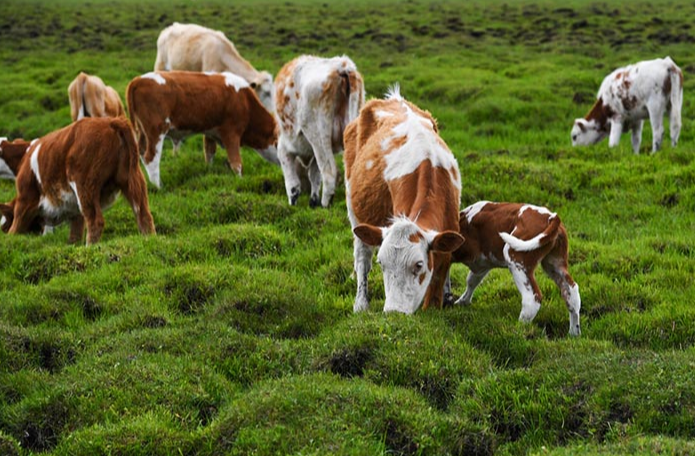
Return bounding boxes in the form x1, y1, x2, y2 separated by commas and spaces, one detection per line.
1, 0, 695, 454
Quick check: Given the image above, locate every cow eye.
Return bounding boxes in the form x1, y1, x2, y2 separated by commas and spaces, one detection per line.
572, 134, 577, 141
413, 260, 424, 275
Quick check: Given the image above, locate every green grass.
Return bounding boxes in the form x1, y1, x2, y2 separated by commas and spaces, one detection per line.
1, 0, 695, 454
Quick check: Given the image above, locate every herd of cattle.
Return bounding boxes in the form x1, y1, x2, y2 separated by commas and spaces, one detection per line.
0, 21, 685, 335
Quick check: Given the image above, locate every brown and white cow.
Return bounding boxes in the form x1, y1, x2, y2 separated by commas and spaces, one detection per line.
451, 201, 581, 336
154, 22, 275, 114
68, 72, 125, 121
572, 57, 683, 154
345, 86, 464, 314
126, 71, 278, 188
276, 55, 364, 207
0, 117, 155, 245
0, 137, 32, 179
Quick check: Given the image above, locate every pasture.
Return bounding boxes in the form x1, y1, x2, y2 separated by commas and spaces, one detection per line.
1, 0, 695, 454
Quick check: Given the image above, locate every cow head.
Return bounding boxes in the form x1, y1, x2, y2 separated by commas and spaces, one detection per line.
354, 218, 464, 314
251, 71, 275, 114
571, 118, 606, 147
0, 137, 32, 179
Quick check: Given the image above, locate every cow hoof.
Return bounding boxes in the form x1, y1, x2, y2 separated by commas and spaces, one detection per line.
290, 187, 300, 206
309, 195, 320, 208
443, 292, 455, 308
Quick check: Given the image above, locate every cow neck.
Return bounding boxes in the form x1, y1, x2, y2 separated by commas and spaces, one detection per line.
391, 160, 453, 233
585, 98, 612, 132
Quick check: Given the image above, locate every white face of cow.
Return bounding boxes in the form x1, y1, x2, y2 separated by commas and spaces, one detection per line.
571, 119, 606, 146
355, 219, 464, 315
253, 71, 275, 114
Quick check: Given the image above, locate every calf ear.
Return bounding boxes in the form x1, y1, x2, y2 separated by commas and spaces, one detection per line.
353, 224, 384, 247
430, 231, 465, 253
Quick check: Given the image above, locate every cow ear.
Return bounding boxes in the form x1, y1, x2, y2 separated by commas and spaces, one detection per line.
429, 230, 465, 253
0, 203, 13, 220
575, 119, 587, 133
353, 224, 384, 247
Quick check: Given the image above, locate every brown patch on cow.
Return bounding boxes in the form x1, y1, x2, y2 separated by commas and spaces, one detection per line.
614, 71, 624, 80
409, 232, 423, 243
295, 92, 300, 99
621, 95, 638, 111
585, 98, 613, 132
418, 272, 427, 285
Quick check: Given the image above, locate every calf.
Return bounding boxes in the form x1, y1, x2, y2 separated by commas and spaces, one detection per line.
68, 72, 125, 121
451, 201, 581, 336
276, 55, 364, 207
0, 137, 32, 179
126, 71, 278, 188
572, 57, 683, 154
154, 22, 275, 114
345, 86, 464, 314
1, 117, 155, 245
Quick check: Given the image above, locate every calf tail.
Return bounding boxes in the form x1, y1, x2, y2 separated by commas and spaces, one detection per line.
333, 62, 364, 151
68, 72, 88, 121
125, 80, 145, 155
499, 214, 562, 252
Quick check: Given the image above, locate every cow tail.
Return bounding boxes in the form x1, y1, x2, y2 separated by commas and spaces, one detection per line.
125, 80, 144, 155
499, 214, 562, 252
668, 62, 683, 140
339, 67, 364, 124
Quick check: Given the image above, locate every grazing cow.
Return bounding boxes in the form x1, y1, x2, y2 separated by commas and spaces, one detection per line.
572, 57, 683, 154
68, 72, 125, 121
344, 86, 464, 314
1, 117, 155, 245
154, 22, 275, 114
276, 55, 364, 207
126, 71, 278, 188
451, 201, 581, 336
0, 137, 32, 179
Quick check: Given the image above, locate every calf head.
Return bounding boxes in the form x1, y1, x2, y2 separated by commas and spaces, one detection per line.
0, 137, 31, 179
354, 218, 464, 314
251, 71, 276, 114
571, 118, 607, 147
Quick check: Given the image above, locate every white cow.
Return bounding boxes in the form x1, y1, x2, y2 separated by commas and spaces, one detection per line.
572, 57, 683, 154
275, 55, 364, 207
154, 22, 275, 115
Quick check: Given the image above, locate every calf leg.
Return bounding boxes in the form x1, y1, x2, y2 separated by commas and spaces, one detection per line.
542, 258, 581, 336
278, 137, 302, 206
647, 103, 665, 152
221, 132, 242, 176
670, 106, 682, 148
304, 127, 337, 208
203, 136, 217, 165
307, 158, 322, 208
631, 120, 644, 154
353, 237, 373, 312
454, 269, 490, 306
68, 217, 84, 244
608, 120, 623, 148
508, 261, 542, 323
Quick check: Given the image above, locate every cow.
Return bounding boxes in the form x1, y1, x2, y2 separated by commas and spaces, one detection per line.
275, 55, 364, 207
154, 22, 275, 115
126, 71, 278, 188
68, 72, 125, 121
0, 137, 32, 179
0, 117, 155, 245
344, 85, 464, 314
451, 201, 581, 336
572, 57, 683, 154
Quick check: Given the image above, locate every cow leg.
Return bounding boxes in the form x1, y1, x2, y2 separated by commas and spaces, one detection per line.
608, 120, 623, 148
307, 158, 322, 208
422, 252, 451, 310
631, 120, 644, 154
221, 132, 242, 176
353, 236, 373, 312
508, 261, 542, 323
542, 257, 581, 337
68, 216, 85, 244
454, 269, 490, 306
304, 127, 337, 208
204, 136, 217, 165
119, 171, 156, 236
8, 199, 39, 235
647, 103, 665, 152
278, 137, 302, 205
670, 103, 682, 148
77, 188, 105, 246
